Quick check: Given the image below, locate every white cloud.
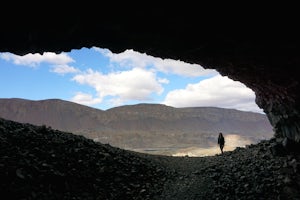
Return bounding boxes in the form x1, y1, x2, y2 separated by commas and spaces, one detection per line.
72, 67, 166, 105
158, 78, 170, 84
50, 64, 79, 75
95, 48, 150, 69
0, 52, 78, 75
154, 58, 218, 77
71, 92, 102, 106
162, 75, 263, 113
94, 47, 218, 77
1, 48, 261, 113
0, 52, 74, 67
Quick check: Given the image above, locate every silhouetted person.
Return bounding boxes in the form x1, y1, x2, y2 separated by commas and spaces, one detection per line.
218, 132, 225, 154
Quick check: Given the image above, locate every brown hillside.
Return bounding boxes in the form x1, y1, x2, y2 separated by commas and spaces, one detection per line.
0, 98, 274, 151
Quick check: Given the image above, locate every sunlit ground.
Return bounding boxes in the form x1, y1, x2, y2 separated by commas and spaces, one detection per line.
130, 134, 255, 157
171, 134, 253, 157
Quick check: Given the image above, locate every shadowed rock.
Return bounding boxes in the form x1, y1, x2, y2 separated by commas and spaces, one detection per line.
1, 117, 300, 199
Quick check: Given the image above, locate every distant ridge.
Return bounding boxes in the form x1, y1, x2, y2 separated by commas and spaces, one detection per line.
0, 98, 104, 131
0, 98, 273, 149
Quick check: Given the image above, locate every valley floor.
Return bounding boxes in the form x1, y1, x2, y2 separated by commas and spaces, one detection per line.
1, 118, 300, 200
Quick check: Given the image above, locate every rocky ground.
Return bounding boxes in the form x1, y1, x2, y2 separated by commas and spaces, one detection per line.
1, 117, 300, 200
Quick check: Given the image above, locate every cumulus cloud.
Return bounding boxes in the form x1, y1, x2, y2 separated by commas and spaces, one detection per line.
50, 64, 79, 75
0, 52, 78, 75
0, 52, 74, 66
70, 92, 102, 106
94, 47, 218, 77
158, 78, 170, 84
1, 48, 262, 113
162, 75, 263, 113
72, 68, 166, 105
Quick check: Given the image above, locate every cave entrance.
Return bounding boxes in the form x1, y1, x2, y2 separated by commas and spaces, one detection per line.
0, 47, 274, 157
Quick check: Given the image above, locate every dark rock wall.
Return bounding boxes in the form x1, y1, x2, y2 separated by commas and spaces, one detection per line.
1, 5, 300, 142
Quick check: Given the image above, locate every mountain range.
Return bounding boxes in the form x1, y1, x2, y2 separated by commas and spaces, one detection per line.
0, 98, 274, 155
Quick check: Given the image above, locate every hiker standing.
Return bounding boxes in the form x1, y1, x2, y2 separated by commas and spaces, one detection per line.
218, 132, 225, 154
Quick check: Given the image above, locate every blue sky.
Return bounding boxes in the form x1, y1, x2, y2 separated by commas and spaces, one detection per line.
0, 47, 264, 113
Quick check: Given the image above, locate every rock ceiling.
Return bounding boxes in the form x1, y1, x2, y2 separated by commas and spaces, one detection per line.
1, 5, 299, 142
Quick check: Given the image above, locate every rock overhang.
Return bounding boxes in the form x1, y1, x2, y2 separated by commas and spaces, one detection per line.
1, 5, 299, 143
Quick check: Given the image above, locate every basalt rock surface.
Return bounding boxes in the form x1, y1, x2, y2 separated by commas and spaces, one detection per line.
0, 118, 168, 200
1, 118, 300, 199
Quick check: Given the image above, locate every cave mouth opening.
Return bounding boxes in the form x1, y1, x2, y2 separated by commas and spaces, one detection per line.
0, 47, 274, 157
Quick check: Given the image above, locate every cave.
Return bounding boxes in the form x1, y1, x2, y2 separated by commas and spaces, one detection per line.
1, 5, 299, 145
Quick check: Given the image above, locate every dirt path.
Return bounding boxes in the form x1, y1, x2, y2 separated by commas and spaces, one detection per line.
140, 141, 300, 200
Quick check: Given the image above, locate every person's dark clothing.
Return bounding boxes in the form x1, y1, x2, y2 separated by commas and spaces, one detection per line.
218, 133, 225, 154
